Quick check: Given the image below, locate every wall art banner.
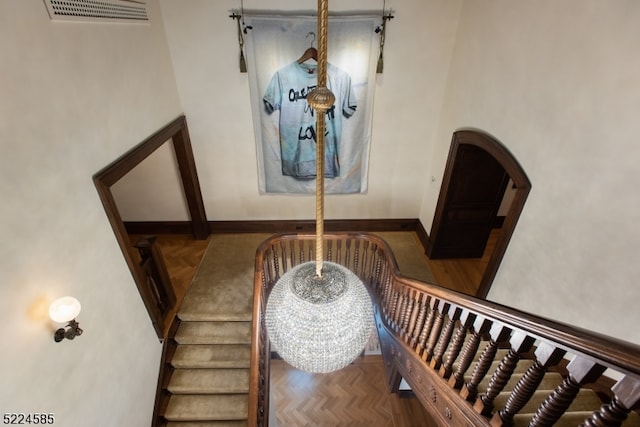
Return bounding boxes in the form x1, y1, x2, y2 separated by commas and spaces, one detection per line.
244, 14, 380, 194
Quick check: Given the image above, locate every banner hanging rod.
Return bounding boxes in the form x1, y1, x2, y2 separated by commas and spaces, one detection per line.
228, 10, 394, 74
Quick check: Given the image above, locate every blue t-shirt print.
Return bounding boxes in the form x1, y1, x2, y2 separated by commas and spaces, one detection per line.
263, 61, 357, 179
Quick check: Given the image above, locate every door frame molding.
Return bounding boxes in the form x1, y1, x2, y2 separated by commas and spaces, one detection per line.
93, 115, 208, 339
428, 129, 531, 298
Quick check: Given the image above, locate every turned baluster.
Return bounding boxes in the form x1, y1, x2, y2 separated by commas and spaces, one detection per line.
306, 239, 314, 264
462, 324, 512, 402
474, 331, 535, 416
430, 306, 462, 371
344, 238, 352, 270
292, 240, 299, 266
296, 239, 303, 265
326, 239, 333, 262
400, 290, 415, 340
388, 285, 401, 330
530, 357, 606, 426
386, 283, 397, 321
394, 288, 408, 332
440, 311, 477, 379
405, 290, 420, 339
335, 239, 342, 266
449, 317, 492, 389
353, 239, 361, 274
377, 262, 390, 300
416, 299, 437, 357
423, 300, 451, 362
410, 293, 429, 349
261, 255, 272, 286
394, 286, 409, 333
579, 375, 640, 427
381, 270, 394, 315
272, 244, 281, 280
284, 240, 296, 267
360, 240, 370, 278
374, 245, 384, 280
277, 241, 286, 273
372, 255, 383, 293
491, 342, 566, 427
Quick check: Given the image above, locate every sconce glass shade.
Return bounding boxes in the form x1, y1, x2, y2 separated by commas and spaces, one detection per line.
266, 261, 374, 373
49, 296, 81, 323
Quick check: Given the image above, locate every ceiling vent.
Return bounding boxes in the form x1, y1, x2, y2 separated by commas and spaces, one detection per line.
43, 0, 149, 24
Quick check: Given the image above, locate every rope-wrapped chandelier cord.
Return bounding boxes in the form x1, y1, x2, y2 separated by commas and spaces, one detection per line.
265, 0, 374, 374
308, 0, 334, 278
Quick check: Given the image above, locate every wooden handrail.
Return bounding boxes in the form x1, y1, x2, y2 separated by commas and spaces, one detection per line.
249, 233, 640, 427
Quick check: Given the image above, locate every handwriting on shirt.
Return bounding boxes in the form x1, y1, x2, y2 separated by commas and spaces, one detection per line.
288, 85, 336, 144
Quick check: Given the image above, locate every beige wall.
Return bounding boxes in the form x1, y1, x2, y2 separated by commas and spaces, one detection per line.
422, 0, 640, 344
3, 1, 638, 424
0, 1, 183, 425
153, 0, 462, 221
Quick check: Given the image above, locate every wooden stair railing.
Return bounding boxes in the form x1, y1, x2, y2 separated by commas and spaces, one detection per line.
134, 236, 176, 330
249, 233, 640, 427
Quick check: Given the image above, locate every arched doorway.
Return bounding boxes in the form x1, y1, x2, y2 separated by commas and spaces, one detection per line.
428, 129, 531, 298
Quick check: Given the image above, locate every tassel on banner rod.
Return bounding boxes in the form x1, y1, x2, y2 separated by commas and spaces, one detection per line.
230, 12, 250, 73
375, 13, 394, 74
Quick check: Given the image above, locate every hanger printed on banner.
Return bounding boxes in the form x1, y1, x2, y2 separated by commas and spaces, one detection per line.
297, 32, 318, 65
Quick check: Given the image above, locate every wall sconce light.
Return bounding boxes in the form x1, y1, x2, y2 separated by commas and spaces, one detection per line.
49, 296, 83, 342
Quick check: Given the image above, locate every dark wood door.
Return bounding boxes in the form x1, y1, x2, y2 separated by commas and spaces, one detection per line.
430, 142, 509, 259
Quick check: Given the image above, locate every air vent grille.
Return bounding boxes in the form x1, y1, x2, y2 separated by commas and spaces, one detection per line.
44, 0, 148, 23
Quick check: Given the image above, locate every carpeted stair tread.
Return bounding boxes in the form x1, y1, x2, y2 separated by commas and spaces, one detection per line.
164, 394, 248, 422
168, 368, 249, 394
375, 232, 436, 283
167, 422, 248, 427
175, 321, 251, 345
179, 234, 270, 322
167, 422, 247, 427
172, 345, 251, 369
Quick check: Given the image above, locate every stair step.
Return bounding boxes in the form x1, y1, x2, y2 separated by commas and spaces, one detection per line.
167, 422, 247, 427
168, 369, 250, 394
164, 394, 248, 422
172, 345, 251, 369
167, 422, 248, 427
175, 321, 251, 345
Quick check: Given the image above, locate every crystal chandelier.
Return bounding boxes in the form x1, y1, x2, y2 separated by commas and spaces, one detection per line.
265, 0, 374, 373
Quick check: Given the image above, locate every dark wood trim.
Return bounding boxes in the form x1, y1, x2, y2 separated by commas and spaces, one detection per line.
414, 219, 431, 255
210, 218, 421, 234
428, 129, 531, 299
93, 115, 208, 339
171, 124, 208, 239
151, 315, 180, 427
125, 221, 194, 235
124, 218, 424, 235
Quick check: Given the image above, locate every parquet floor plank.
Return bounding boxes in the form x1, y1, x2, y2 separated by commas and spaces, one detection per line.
270, 356, 432, 427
